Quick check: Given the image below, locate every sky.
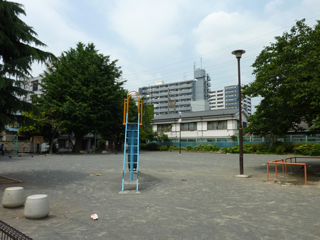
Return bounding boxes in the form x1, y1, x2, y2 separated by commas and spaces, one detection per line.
17, 0, 320, 110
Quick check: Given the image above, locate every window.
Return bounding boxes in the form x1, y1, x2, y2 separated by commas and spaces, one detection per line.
181, 122, 197, 131
237, 121, 247, 128
32, 80, 38, 91
207, 121, 227, 130
157, 124, 172, 132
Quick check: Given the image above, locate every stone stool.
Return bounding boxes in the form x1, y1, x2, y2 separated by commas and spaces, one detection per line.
2, 187, 25, 208
24, 194, 50, 219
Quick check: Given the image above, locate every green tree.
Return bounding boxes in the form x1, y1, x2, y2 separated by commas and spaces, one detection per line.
0, 1, 55, 131
39, 42, 124, 153
140, 102, 154, 143
18, 109, 62, 153
153, 125, 171, 145
101, 89, 138, 151
243, 19, 320, 142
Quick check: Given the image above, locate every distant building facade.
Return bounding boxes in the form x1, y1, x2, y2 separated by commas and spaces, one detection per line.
138, 68, 211, 116
152, 109, 248, 142
208, 85, 251, 115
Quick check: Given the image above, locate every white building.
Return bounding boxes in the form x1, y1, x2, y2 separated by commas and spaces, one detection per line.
152, 109, 248, 142
208, 85, 251, 115
139, 68, 211, 115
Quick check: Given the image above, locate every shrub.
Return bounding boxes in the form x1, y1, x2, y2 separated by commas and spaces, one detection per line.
194, 144, 206, 152
141, 143, 160, 151
294, 143, 313, 155
243, 144, 254, 153
98, 139, 106, 150
310, 143, 320, 156
159, 145, 169, 151
282, 143, 295, 153
229, 145, 240, 153
275, 145, 286, 154
186, 145, 194, 151
168, 145, 177, 152
205, 144, 220, 152
252, 143, 269, 153
140, 143, 146, 150
267, 145, 277, 153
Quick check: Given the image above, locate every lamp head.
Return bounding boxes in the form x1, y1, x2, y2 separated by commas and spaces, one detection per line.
232, 50, 246, 59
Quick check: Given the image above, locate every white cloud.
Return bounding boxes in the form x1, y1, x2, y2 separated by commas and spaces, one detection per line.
193, 11, 277, 56
108, 0, 184, 53
264, 0, 283, 13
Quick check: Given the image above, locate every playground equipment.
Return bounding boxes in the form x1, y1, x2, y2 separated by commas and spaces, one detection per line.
266, 157, 311, 185
122, 91, 143, 191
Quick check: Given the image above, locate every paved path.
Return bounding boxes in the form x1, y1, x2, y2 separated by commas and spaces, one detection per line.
1, 152, 320, 239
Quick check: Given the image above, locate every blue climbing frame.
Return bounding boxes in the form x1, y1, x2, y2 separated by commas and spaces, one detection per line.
122, 91, 143, 191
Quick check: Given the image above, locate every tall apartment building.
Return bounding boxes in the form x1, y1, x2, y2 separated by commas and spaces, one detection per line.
138, 69, 211, 116
208, 85, 252, 115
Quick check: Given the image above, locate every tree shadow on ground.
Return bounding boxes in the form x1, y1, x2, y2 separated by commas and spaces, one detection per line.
0, 169, 88, 190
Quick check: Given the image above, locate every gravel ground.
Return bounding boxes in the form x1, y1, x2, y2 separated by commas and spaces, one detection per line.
1, 151, 320, 240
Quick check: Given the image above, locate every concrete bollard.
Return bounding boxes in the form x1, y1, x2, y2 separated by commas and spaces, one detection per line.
2, 187, 25, 208
24, 194, 50, 219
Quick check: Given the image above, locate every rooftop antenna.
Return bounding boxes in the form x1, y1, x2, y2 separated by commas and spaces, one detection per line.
193, 62, 195, 71
201, 57, 202, 69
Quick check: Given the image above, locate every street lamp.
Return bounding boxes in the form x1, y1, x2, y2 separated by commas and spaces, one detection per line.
178, 111, 182, 154
232, 49, 245, 176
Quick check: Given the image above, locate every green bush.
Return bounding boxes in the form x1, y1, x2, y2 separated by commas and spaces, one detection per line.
276, 145, 286, 154
294, 143, 320, 156
194, 144, 206, 152
141, 143, 160, 151
204, 144, 220, 152
252, 143, 269, 153
159, 145, 169, 151
282, 143, 295, 153
310, 143, 320, 156
98, 139, 106, 150
294, 143, 313, 155
243, 144, 254, 153
268, 145, 277, 153
229, 145, 240, 153
168, 145, 177, 152
186, 145, 194, 151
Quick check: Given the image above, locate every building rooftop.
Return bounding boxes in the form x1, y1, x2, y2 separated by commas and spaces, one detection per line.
152, 109, 246, 121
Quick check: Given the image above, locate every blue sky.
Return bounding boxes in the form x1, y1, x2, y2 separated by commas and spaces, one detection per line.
18, 0, 320, 110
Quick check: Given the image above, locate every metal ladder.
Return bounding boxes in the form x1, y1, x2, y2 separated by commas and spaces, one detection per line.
121, 91, 143, 192
122, 113, 140, 191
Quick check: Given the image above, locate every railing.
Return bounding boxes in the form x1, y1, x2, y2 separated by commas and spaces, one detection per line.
267, 159, 307, 185
284, 157, 320, 172
0, 220, 33, 240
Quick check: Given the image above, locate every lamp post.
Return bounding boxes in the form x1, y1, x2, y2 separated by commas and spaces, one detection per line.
232, 50, 245, 175
178, 111, 182, 154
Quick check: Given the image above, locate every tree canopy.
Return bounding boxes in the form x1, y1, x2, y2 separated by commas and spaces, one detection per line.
38, 42, 124, 153
0, 1, 55, 131
243, 19, 320, 141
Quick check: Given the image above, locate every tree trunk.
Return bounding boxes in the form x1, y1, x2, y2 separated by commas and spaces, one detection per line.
68, 134, 74, 152
74, 137, 83, 153
49, 130, 57, 154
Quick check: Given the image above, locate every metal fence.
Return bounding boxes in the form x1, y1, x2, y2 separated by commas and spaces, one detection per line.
0, 220, 33, 240
152, 134, 320, 148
